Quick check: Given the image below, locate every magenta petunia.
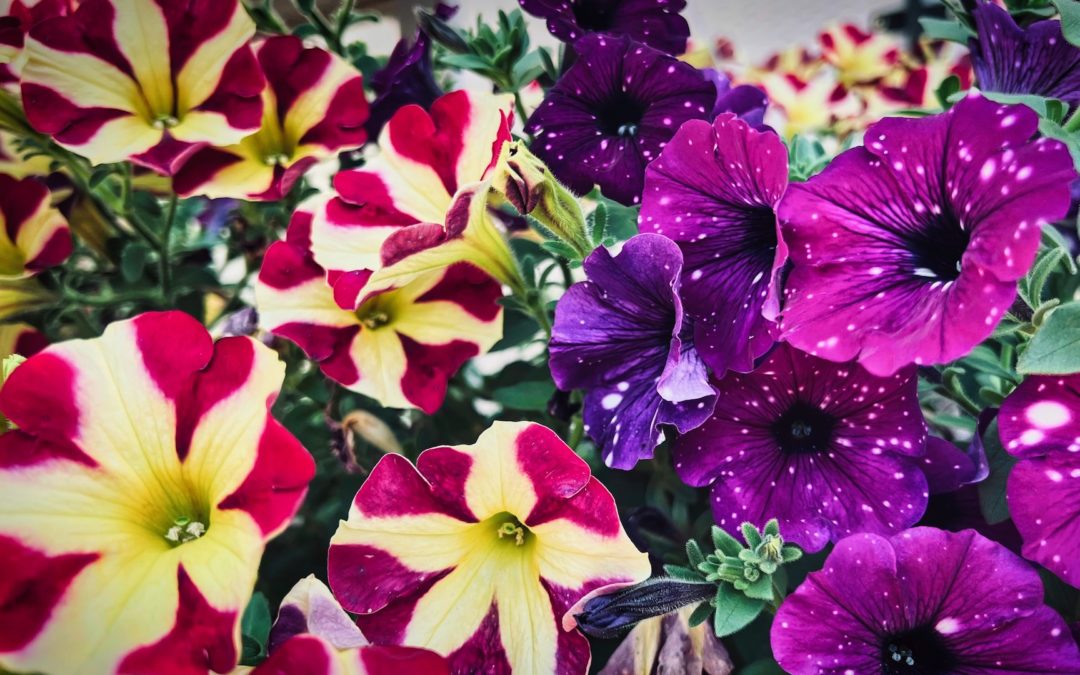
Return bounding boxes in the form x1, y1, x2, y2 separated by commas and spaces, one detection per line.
640, 113, 788, 376
672, 342, 928, 553
772, 528, 1080, 674
518, 0, 690, 55
778, 94, 1076, 376
525, 34, 714, 205
549, 234, 716, 469
999, 373, 1080, 586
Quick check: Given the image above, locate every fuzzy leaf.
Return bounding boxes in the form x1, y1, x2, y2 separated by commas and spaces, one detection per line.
740, 522, 763, 548
711, 525, 744, 557
1052, 0, 1080, 47
1018, 301, 1080, 374
712, 584, 765, 638
686, 539, 707, 569
688, 601, 713, 628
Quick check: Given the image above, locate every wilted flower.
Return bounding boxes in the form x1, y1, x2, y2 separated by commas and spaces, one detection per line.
256, 206, 503, 414
596, 605, 733, 675
525, 34, 714, 205
818, 23, 901, 86
244, 576, 449, 675
328, 421, 650, 673
640, 113, 788, 376
772, 528, 1080, 673
970, 0, 1080, 110
0, 311, 314, 673
672, 342, 929, 553
0, 173, 71, 278
779, 94, 1076, 375
550, 234, 716, 469
999, 372, 1080, 586
20, 0, 264, 174
175, 36, 368, 201
518, 0, 690, 55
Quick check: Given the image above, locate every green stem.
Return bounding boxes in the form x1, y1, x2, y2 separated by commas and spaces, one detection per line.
335, 0, 355, 43
160, 194, 179, 302
567, 391, 584, 448
933, 384, 981, 417
61, 286, 162, 307
296, 1, 341, 54
512, 91, 529, 129
122, 165, 163, 249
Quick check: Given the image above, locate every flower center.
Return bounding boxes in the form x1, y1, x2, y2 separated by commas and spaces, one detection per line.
491, 512, 530, 547
264, 152, 291, 166
596, 93, 646, 138
152, 114, 179, 130
880, 624, 957, 674
571, 3, 613, 30
905, 211, 969, 283
163, 515, 208, 546
772, 400, 836, 454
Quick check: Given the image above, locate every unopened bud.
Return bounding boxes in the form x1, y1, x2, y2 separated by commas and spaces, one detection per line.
575, 578, 716, 639
342, 410, 405, 456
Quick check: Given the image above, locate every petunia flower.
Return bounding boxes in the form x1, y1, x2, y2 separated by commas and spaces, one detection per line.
0, 311, 315, 674
0, 173, 71, 278
751, 71, 859, 138
640, 113, 788, 377
771, 528, 1080, 673
327, 421, 651, 674
240, 576, 449, 675
704, 69, 769, 128
174, 36, 368, 201
970, 0, 1080, 110
309, 89, 517, 286
20, 0, 265, 175
550, 234, 716, 469
778, 94, 1076, 376
0, 276, 53, 319
672, 342, 929, 553
818, 23, 901, 87
256, 205, 504, 414
525, 33, 715, 205
998, 373, 1080, 586
518, 0, 690, 55
0, 320, 45, 359
0, 0, 74, 87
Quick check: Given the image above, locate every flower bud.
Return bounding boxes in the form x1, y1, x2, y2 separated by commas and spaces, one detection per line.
492, 142, 592, 259
575, 578, 716, 639
0, 353, 26, 433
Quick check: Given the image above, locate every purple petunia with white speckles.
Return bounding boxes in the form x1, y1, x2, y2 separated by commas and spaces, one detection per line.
672, 342, 928, 553
640, 113, 788, 377
771, 527, 1080, 674
549, 233, 716, 469
999, 373, 1080, 587
518, 0, 690, 55
971, 0, 1080, 110
778, 93, 1076, 376
524, 33, 715, 206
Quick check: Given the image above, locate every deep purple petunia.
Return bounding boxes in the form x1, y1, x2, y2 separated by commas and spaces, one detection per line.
550, 234, 716, 469
778, 94, 1076, 376
672, 342, 928, 553
705, 69, 769, 128
999, 373, 1080, 587
363, 4, 455, 137
971, 1, 1080, 110
772, 528, 1080, 674
518, 0, 690, 55
640, 113, 788, 377
525, 34, 714, 206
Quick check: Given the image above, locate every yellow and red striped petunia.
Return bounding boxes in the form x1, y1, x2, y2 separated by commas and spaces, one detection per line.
174, 36, 369, 201
0, 173, 71, 278
19, 0, 264, 175
0, 311, 315, 674
328, 421, 651, 674
256, 203, 504, 414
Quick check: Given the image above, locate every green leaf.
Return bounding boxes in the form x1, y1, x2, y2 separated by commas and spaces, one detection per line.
239, 592, 271, 664
438, 53, 493, 71
936, 75, 963, 110
918, 16, 974, 43
120, 242, 150, 283
1023, 247, 1067, 307
977, 418, 1018, 524
587, 202, 608, 245
687, 601, 713, 628
740, 522, 762, 548
540, 239, 580, 261
686, 539, 707, 569
742, 574, 775, 601
1042, 226, 1078, 273
711, 525, 744, 557
664, 564, 705, 582
491, 380, 555, 411
712, 583, 765, 638
1052, 0, 1080, 47
1017, 301, 1080, 374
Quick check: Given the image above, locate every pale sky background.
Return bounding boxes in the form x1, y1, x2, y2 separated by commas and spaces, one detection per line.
348, 0, 904, 63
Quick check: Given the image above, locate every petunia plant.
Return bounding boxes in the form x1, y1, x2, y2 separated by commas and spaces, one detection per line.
1, 0, 1080, 673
